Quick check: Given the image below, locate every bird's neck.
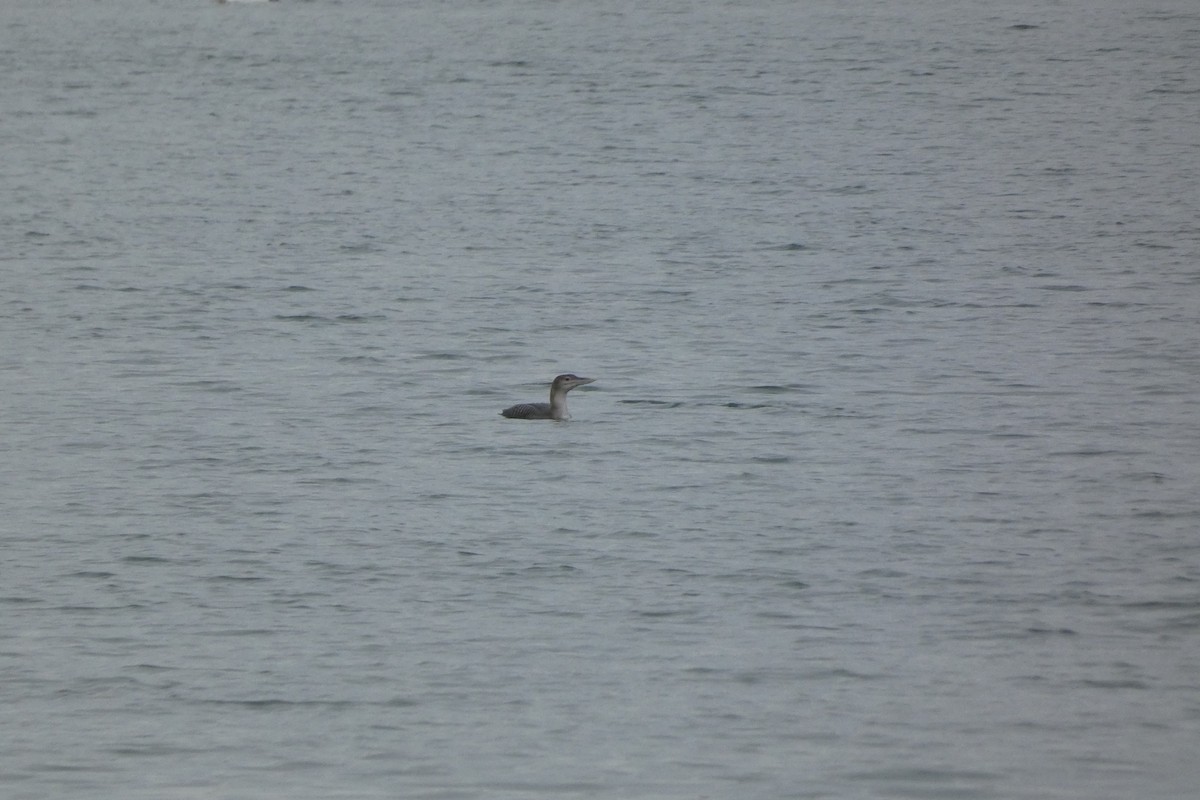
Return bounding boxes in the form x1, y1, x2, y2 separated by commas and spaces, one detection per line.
548, 388, 570, 420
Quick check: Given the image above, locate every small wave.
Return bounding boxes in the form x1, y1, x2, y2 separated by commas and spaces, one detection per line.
618, 399, 684, 408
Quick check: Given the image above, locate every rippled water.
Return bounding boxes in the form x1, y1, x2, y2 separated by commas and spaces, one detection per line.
3, 1, 1199, 798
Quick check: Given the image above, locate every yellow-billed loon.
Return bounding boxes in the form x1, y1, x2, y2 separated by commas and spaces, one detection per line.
501, 374, 596, 420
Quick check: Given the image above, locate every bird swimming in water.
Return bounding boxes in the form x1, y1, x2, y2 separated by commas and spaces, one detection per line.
501, 374, 596, 420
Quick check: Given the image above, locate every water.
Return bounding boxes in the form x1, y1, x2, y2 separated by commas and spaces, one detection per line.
3, 0, 1199, 797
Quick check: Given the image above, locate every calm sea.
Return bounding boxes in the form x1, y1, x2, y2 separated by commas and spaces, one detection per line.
3, 0, 1199, 798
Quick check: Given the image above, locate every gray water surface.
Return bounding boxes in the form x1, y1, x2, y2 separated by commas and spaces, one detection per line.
3, 1, 1199, 798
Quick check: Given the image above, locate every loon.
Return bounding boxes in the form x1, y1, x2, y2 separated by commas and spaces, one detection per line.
501, 374, 596, 420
